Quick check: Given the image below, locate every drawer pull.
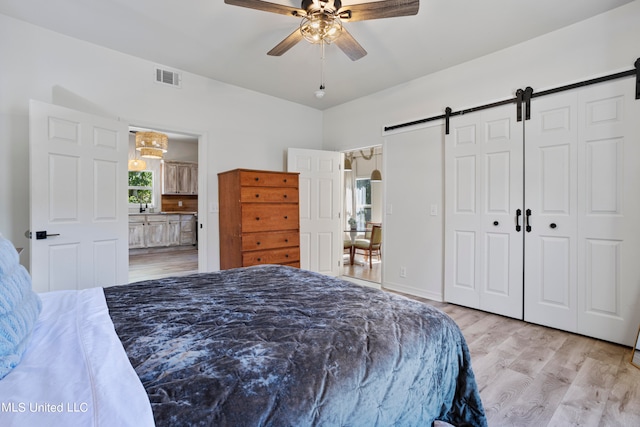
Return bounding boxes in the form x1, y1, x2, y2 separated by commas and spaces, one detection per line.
284, 239, 289, 243
256, 241, 261, 245
257, 258, 262, 262
284, 216, 288, 219
285, 254, 289, 258
283, 178, 287, 183
256, 217, 260, 221
254, 177, 259, 181
255, 194, 260, 198
283, 194, 288, 198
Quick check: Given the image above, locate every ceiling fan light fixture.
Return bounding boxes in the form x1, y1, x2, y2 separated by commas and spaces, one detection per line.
300, 12, 342, 44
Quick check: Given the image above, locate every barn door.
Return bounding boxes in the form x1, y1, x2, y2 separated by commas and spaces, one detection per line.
444, 104, 524, 319
525, 78, 640, 345
523, 90, 579, 332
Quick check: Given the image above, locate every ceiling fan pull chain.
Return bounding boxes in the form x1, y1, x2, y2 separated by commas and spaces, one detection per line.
315, 41, 327, 98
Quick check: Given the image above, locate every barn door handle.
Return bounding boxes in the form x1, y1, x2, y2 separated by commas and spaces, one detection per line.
526, 209, 532, 232
515, 209, 522, 232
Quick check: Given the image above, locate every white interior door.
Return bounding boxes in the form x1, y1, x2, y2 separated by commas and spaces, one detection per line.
525, 79, 640, 345
287, 148, 342, 276
575, 79, 640, 345
29, 100, 129, 293
444, 104, 524, 319
524, 91, 578, 332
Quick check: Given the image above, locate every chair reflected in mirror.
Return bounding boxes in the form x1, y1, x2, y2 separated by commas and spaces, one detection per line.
353, 225, 382, 268
631, 325, 640, 369
344, 237, 354, 266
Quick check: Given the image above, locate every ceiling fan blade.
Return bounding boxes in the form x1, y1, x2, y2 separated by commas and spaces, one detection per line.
224, 0, 305, 17
267, 29, 304, 56
334, 28, 367, 61
339, 0, 419, 22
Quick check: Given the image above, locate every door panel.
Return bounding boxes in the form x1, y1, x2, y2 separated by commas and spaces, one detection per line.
30, 100, 129, 293
444, 79, 640, 345
524, 91, 578, 331
445, 104, 523, 319
576, 79, 640, 345
287, 148, 342, 276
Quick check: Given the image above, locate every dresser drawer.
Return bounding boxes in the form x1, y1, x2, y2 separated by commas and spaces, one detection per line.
242, 247, 300, 266
241, 204, 299, 232
241, 230, 299, 251
239, 170, 298, 188
240, 187, 299, 203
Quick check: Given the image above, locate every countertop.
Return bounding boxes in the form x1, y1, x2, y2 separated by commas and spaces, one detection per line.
129, 211, 197, 216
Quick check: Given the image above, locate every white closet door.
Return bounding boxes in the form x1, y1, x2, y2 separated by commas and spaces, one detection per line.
525, 78, 640, 345
524, 92, 579, 332
445, 104, 524, 319
576, 79, 640, 345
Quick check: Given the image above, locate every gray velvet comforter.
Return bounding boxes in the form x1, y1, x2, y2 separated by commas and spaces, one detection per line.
104, 265, 486, 427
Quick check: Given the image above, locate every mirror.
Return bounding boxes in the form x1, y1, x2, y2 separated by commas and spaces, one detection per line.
632, 326, 640, 369
341, 146, 383, 285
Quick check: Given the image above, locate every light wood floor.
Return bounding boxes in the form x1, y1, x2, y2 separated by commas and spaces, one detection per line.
342, 253, 381, 283
405, 296, 640, 427
128, 251, 640, 426
128, 247, 199, 283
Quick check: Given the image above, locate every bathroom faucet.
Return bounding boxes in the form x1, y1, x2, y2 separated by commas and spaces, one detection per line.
139, 203, 147, 213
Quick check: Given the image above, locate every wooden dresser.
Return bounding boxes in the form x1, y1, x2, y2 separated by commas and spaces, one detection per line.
218, 169, 300, 269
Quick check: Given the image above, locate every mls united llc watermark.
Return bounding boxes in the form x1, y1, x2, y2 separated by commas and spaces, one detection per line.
1, 401, 89, 413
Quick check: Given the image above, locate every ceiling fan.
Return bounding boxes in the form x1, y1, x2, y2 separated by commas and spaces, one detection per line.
224, 0, 420, 61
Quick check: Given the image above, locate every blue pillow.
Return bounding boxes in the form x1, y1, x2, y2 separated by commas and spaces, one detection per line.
0, 234, 42, 379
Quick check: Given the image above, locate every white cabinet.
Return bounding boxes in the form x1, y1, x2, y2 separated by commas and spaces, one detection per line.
162, 161, 197, 195
128, 214, 197, 249
145, 215, 169, 247
128, 218, 145, 249
445, 78, 640, 346
180, 215, 196, 245
167, 215, 181, 246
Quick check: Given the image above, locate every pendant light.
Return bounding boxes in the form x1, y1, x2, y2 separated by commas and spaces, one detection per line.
136, 131, 168, 159
128, 158, 147, 171
344, 153, 353, 171
371, 150, 382, 182
128, 138, 147, 171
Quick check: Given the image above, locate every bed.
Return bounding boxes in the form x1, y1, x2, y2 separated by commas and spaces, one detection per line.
0, 235, 486, 427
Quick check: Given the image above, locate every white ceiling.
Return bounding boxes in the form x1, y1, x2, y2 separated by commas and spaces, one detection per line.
0, 0, 633, 110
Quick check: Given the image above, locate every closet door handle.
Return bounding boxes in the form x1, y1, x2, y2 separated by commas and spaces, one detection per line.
515, 209, 522, 232
526, 209, 532, 232
550, 223, 557, 229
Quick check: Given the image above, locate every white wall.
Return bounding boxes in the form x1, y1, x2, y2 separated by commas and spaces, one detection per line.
323, 1, 640, 300
382, 125, 444, 300
0, 13, 322, 272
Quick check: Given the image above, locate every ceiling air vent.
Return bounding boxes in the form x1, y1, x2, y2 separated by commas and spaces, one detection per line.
155, 67, 181, 88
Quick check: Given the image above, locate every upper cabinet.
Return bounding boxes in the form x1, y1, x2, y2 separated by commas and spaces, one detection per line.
162, 161, 198, 195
